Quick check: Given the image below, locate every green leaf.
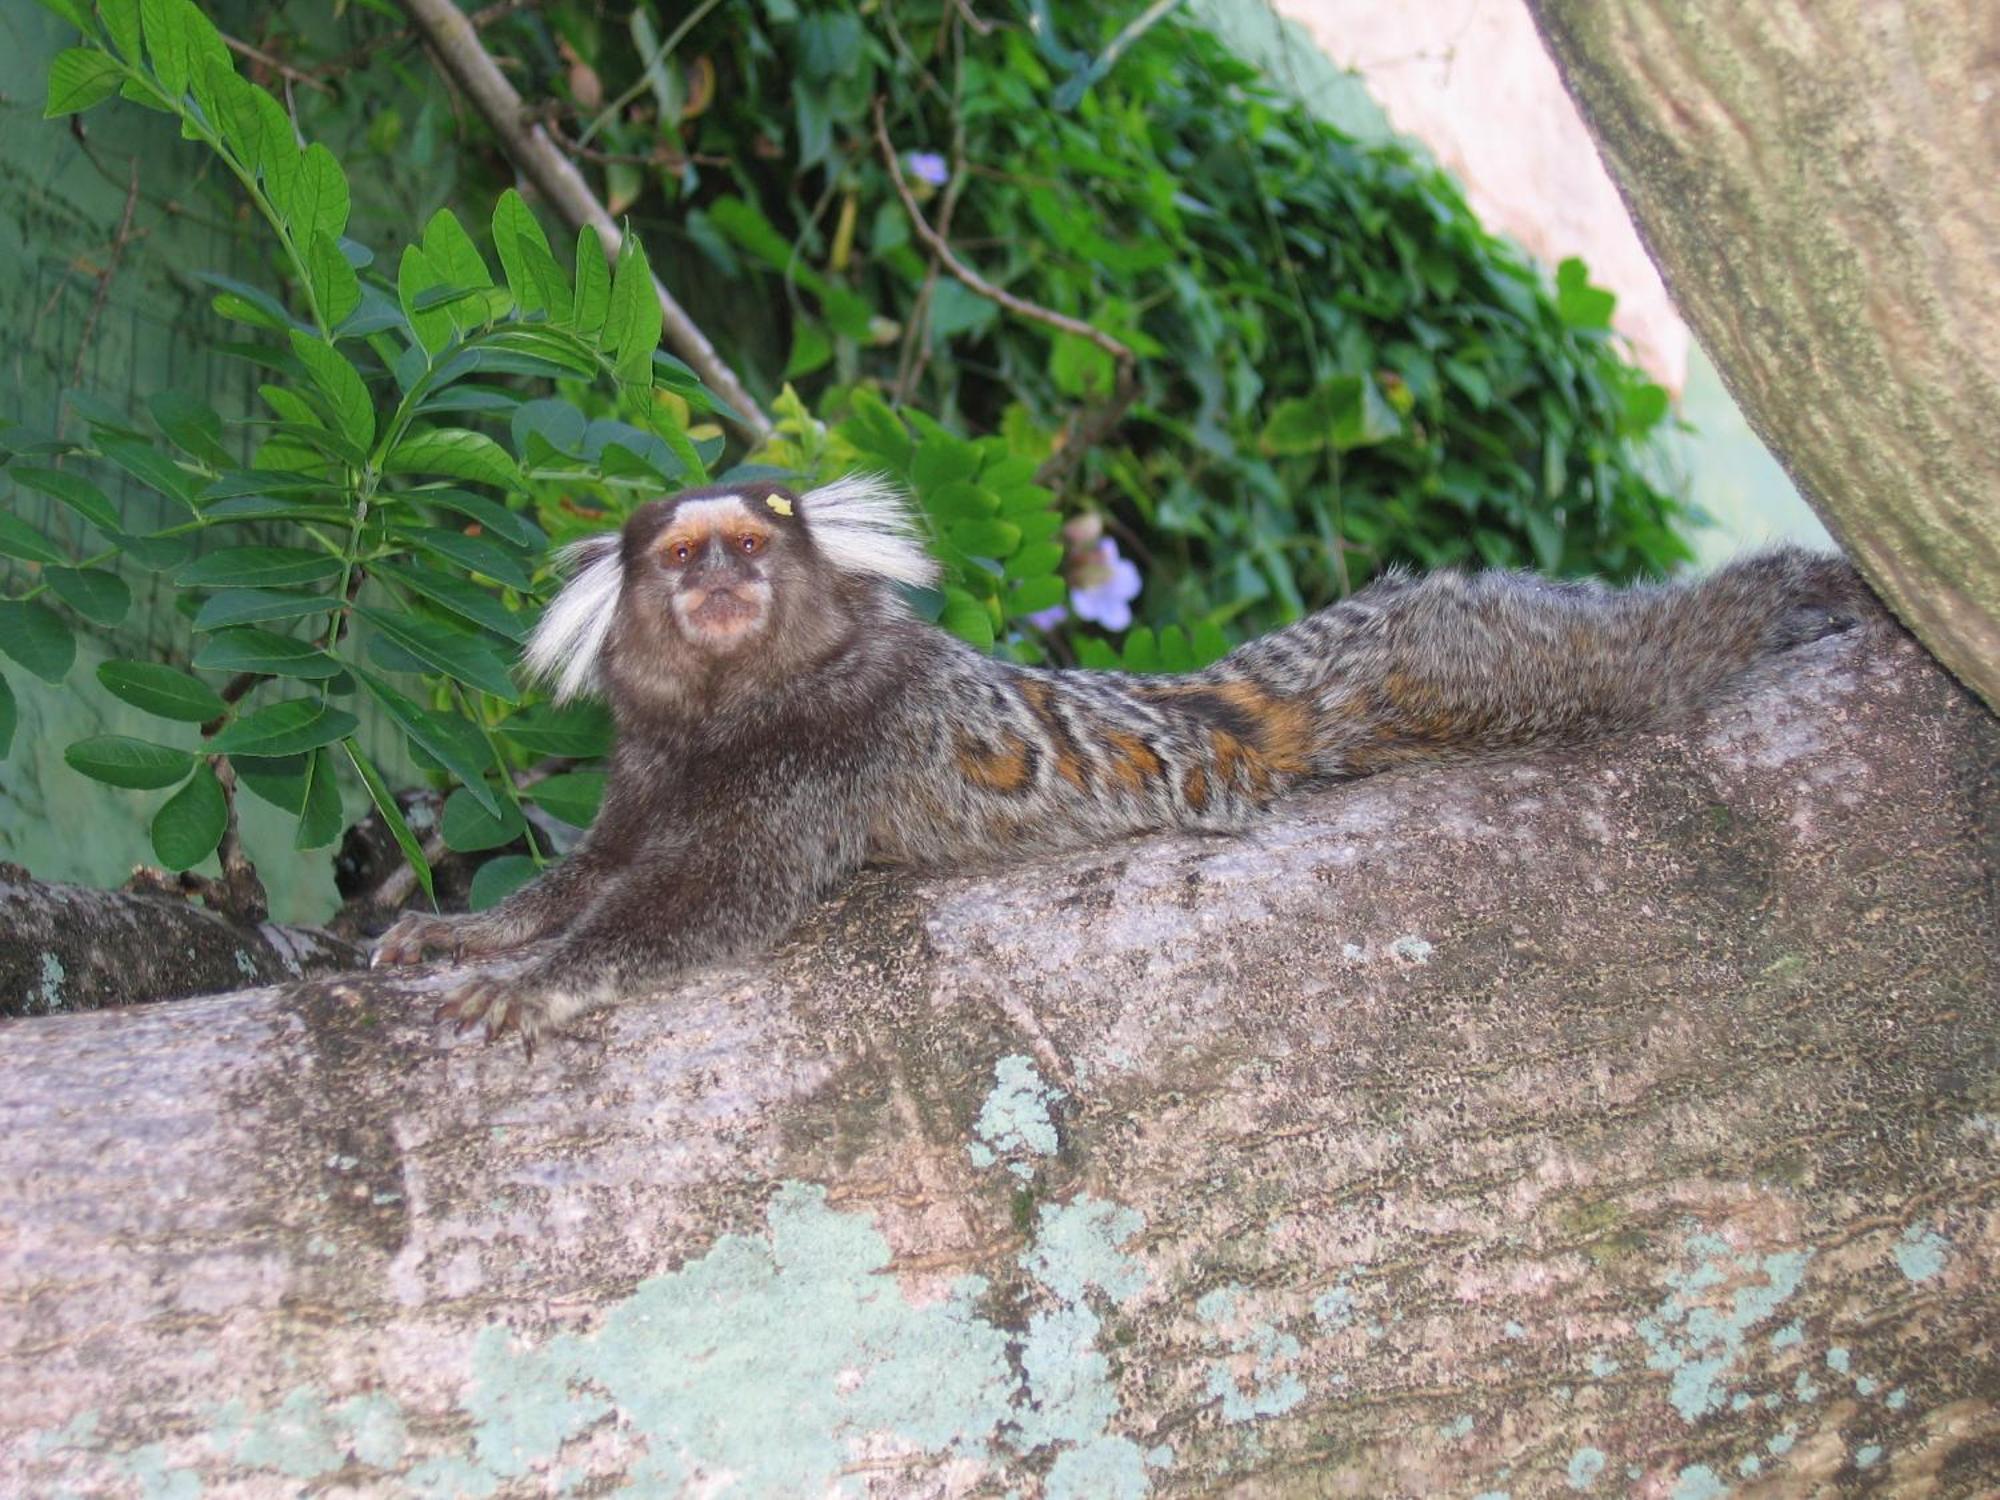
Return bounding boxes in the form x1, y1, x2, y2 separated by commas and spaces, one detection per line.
1006, 575, 1066, 614
570, 224, 611, 334
194, 627, 341, 678
491, 189, 568, 314
355, 669, 501, 817
395, 488, 546, 551
294, 142, 350, 240
100, 0, 142, 60
114, 528, 197, 571
178, 546, 341, 590
97, 659, 226, 721
395, 525, 534, 591
151, 761, 227, 870
947, 519, 1022, 559
232, 752, 307, 814
357, 607, 519, 701
207, 698, 357, 756
0, 600, 75, 682
306, 230, 363, 330
96, 437, 198, 512
64, 734, 194, 789
193, 588, 329, 631
45, 48, 123, 117
294, 746, 344, 849
0, 513, 66, 565
441, 784, 524, 852
0, 672, 14, 758
498, 702, 612, 759
397, 244, 453, 357
421, 207, 498, 329
468, 854, 538, 911
384, 429, 520, 490
1556, 256, 1616, 329
525, 771, 604, 827
288, 332, 374, 449
141, 0, 198, 98
378, 562, 526, 642
1260, 394, 1328, 458
939, 587, 994, 649
11, 466, 120, 533
342, 738, 433, 905
606, 234, 662, 382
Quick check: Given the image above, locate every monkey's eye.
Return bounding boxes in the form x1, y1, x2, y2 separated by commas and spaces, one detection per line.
738, 533, 765, 556
669, 540, 692, 565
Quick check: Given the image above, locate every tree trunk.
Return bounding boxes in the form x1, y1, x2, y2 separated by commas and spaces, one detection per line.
1524, 0, 2000, 716
1, 619, 1995, 1496
0, 870, 360, 1016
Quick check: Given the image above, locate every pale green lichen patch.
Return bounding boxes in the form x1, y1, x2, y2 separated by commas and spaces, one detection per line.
1197, 1284, 1307, 1423
1023, 1195, 1148, 1307
1311, 1283, 1355, 1330
36, 951, 65, 1010
967, 1054, 1066, 1177
1892, 1221, 1948, 1282
1567, 1445, 1607, 1489
1671, 1462, 1728, 1499
1636, 1229, 1811, 1423
30, 1183, 1164, 1495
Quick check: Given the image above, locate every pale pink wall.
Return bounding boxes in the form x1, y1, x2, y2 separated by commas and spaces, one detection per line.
1272, 0, 1690, 391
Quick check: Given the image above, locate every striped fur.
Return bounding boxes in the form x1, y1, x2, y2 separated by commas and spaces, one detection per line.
386, 485, 1867, 1053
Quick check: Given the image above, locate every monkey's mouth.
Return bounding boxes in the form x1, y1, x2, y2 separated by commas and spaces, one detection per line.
676, 585, 768, 646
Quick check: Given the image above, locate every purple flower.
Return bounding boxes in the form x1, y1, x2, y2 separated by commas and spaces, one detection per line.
906, 151, 949, 187
1026, 537, 1143, 633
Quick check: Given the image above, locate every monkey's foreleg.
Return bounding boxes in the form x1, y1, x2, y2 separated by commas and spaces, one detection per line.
433, 844, 836, 1052
372, 849, 608, 968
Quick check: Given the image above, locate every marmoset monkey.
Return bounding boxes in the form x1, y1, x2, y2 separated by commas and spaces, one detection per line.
374, 475, 1863, 1049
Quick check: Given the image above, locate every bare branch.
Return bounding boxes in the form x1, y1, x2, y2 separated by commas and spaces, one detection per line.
394, 0, 771, 442
871, 96, 1136, 373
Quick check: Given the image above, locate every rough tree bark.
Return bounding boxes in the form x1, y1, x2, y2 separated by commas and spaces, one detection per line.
1523, 0, 2000, 715
1, 618, 1994, 1496
0, 870, 359, 1017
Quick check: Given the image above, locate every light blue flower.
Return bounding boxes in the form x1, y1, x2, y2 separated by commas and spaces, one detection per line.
906, 151, 949, 187
1029, 537, 1143, 633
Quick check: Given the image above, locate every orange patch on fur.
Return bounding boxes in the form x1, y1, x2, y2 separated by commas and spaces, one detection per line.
1018, 678, 1089, 790
1101, 729, 1164, 793
957, 732, 1035, 794
1211, 728, 1273, 798
1215, 679, 1313, 774
1182, 763, 1209, 810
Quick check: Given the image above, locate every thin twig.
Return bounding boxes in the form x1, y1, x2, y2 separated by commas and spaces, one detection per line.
539, 109, 729, 170
68, 156, 145, 395
311, 0, 537, 82
574, 0, 729, 149
395, 0, 770, 440
222, 32, 337, 96
871, 97, 1134, 371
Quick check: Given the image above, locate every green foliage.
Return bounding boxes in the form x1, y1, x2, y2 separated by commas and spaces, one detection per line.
511, 0, 1691, 651
2, 0, 727, 894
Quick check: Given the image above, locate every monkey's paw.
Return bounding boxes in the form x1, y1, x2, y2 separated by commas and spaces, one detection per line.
371, 911, 471, 968
433, 972, 557, 1057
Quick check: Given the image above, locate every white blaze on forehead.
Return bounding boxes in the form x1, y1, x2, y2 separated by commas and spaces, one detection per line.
521, 534, 623, 703
663, 495, 754, 534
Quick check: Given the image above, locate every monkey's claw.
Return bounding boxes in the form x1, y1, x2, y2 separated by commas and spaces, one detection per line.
371, 912, 465, 968
433, 973, 554, 1058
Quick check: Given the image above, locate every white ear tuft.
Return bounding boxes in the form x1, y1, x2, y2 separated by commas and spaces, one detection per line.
522, 534, 624, 703
799, 473, 940, 589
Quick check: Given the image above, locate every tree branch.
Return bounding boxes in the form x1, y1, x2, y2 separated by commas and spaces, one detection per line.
393, 0, 770, 442
871, 97, 1135, 372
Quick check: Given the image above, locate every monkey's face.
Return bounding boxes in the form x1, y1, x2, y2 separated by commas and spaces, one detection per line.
615, 485, 830, 690
649, 495, 783, 653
